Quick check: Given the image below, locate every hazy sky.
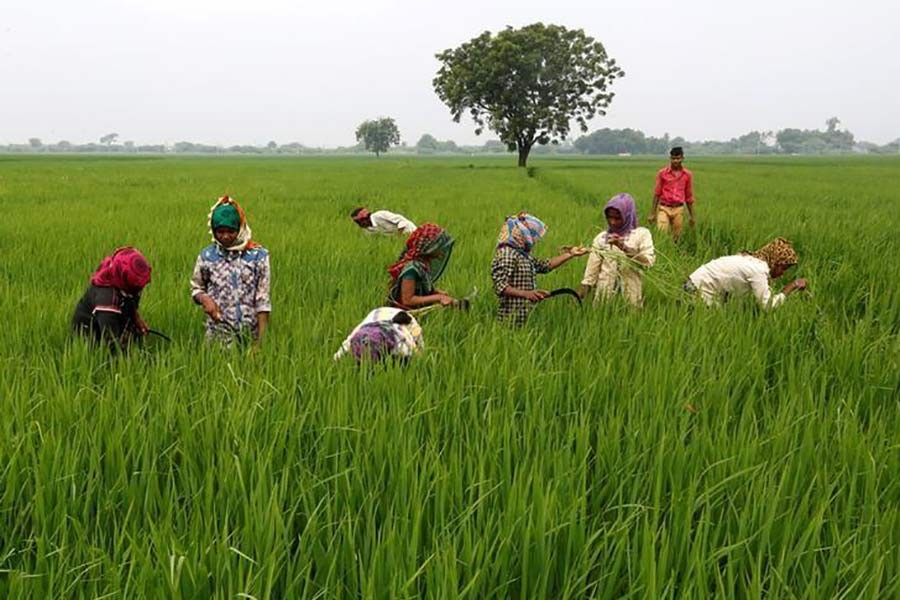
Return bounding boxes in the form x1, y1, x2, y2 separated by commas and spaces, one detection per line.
3, 0, 898, 146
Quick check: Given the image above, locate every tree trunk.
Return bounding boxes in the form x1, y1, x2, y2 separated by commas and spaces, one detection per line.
517, 143, 532, 167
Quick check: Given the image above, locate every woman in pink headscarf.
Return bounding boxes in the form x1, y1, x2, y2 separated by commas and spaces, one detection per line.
72, 247, 152, 350
578, 193, 656, 307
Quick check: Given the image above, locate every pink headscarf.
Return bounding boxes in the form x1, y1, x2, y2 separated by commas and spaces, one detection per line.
604, 193, 639, 236
90, 247, 152, 294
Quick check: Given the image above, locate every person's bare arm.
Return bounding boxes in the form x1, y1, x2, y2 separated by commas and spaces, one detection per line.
547, 246, 588, 270
686, 175, 696, 226
501, 286, 549, 303
400, 278, 454, 307
781, 278, 808, 296
256, 312, 269, 342
194, 293, 222, 321
649, 195, 660, 222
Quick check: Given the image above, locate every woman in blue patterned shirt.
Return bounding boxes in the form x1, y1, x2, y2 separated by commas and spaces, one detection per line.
190, 196, 271, 345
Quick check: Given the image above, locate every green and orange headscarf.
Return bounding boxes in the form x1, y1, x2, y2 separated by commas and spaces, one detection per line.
207, 196, 257, 252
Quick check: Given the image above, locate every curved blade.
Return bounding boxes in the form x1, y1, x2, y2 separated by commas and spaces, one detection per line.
548, 287, 582, 306
146, 329, 173, 342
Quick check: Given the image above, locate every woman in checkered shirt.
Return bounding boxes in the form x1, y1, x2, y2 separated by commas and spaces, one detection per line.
490, 213, 587, 326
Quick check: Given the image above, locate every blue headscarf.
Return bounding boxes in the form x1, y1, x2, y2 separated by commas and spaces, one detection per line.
497, 213, 547, 254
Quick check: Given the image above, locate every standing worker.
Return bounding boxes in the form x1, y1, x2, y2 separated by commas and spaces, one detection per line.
490, 213, 587, 326
190, 196, 271, 346
351, 207, 417, 236
649, 146, 696, 241
579, 193, 656, 307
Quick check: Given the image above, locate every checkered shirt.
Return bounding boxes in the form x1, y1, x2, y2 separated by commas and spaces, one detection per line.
491, 246, 551, 326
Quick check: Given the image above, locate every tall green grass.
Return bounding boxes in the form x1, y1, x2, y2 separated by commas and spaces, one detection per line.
0, 155, 897, 598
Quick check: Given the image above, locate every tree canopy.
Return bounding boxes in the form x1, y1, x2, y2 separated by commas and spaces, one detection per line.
355, 118, 401, 157
433, 23, 623, 167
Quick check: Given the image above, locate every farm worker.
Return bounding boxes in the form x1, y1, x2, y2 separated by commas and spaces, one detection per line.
190, 196, 271, 345
333, 307, 423, 364
351, 207, 417, 236
387, 223, 461, 309
490, 213, 588, 326
71, 246, 152, 351
579, 193, 656, 307
684, 237, 807, 309
648, 146, 696, 240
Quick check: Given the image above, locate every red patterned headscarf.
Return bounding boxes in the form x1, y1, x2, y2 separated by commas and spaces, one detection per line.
90, 247, 152, 294
388, 223, 454, 284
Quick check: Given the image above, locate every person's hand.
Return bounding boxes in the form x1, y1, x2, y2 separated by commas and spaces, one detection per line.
689, 215, 696, 227
794, 278, 808, 291
608, 235, 626, 250
523, 290, 550, 303
438, 294, 455, 307
567, 245, 589, 257
647, 212, 657, 223
134, 313, 149, 335
201, 296, 222, 321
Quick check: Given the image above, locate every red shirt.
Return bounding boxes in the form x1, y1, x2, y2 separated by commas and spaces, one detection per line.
654, 166, 694, 206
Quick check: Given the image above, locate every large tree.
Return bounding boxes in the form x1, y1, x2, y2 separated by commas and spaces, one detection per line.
355, 117, 400, 157
433, 23, 623, 167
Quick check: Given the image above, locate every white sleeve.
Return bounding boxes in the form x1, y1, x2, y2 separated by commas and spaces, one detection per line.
398, 218, 417, 235
581, 250, 603, 286
383, 211, 416, 234
334, 326, 358, 360
749, 271, 783, 309
628, 229, 656, 267
581, 235, 606, 286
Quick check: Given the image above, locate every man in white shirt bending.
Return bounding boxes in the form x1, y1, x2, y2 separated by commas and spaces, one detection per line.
685, 237, 807, 309
350, 207, 417, 236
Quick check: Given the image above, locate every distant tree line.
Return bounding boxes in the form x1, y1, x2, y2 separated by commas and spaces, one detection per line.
574, 119, 897, 156
4, 119, 898, 156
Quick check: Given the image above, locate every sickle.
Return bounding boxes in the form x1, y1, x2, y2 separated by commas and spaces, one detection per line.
546, 288, 582, 306
146, 329, 173, 342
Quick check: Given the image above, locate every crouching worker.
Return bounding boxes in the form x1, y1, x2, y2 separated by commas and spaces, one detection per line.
684, 237, 807, 309
334, 307, 423, 364
350, 206, 417, 236
491, 213, 588, 326
579, 193, 655, 307
72, 247, 152, 351
191, 196, 271, 346
387, 223, 460, 309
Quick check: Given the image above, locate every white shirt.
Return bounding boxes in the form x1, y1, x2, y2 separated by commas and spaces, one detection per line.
581, 227, 656, 284
581, 227, 655, 306
688, 255, 785, 309
367, 210, 417, 236
333, 307, 423, 360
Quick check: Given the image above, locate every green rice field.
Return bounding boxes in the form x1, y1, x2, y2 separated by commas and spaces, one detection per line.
1, 155, 898, 598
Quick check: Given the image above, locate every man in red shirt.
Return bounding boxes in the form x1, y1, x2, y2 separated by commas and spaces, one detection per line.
649, 147, 696, 240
